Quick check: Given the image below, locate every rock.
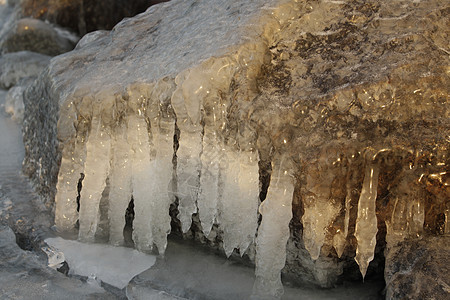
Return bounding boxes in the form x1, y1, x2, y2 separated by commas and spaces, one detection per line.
0, 51, 51, 89
385, 235, 450, 300
22, 0, 449, 294
20, 0, 169, 35
0, 18, 76, 56
4, 84, 25, 121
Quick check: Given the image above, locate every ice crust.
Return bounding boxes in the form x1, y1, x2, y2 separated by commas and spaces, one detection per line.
45, 237, 156, 289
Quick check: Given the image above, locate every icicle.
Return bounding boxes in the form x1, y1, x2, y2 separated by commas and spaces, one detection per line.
407, 198, 424, 238
127, 114, 154, 252
333, 181, 352, 258
55, 133, 86, 231
354, 155, 379, 279
78, 117, 112, 242
252, 155, 294, 300
445, 208, 450, 235
333, 162, 355, 258
302, 182, 339, 260
171, 79, 202, 233
175, 126, 202, 233
385, 196, 407, 247
220, 149, 260, 257
148, 116, 175, 254
198, 127, 221, 237
108, 123, 132, 246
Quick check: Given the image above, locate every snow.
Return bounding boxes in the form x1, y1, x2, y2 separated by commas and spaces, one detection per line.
45, 237, 157, 289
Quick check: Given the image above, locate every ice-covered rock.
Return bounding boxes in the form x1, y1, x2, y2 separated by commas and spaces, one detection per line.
4, 84, 25, 121
385, 235, 450, 300
0, 51, 51, 89
0, 18, 76, 55
19, 0, 168, 35
22, 0, 449, 294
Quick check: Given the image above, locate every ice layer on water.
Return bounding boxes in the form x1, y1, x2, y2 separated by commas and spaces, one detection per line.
45, 237, 156, 289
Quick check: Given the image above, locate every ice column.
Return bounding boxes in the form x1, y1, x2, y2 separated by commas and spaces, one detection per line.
54, 95, 88, 231
333, 165, 354, 258
252, 155, 294, 299
171, 71, 202, 233
127, 113, 154, 252
146, 80, 176, 254
196, 57, 236, 237
333, 182, 352, 258
78, 116, 112, 242
198, 127, 221, 236
108, 123, 132, 246
219, 149, 260, 257
302, 179, 339, 260
54, 132, 86, 231
407, 198, 424, 237
354, 155, 379, 278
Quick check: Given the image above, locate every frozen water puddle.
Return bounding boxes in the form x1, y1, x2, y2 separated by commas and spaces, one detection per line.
44, 237, 156, 289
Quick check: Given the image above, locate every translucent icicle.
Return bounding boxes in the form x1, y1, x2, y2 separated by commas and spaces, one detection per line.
176, 127, 202, 233
55, 134, 86, 231
78, 119, 111, 242
108, 123, 132, 246
385, 196, 407, 247
407, 198, 424, 238
198, 127, 221, 237
220, 150, 260, 257
128, 115, 154, 252
445, 207, 450, 235
354, 159, 379, 279
333, 178, 352, 258
302, 191, 339, 260
149, 117, 175, 254
171, 84, 202, 233
252, 156, 294, 300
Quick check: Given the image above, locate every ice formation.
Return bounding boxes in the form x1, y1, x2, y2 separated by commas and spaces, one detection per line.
220, 149, 260, 257
107, 122, 132, 246
45, 237, 156, 289
25, 0, 447, 296
333, 178, 352, 258
77, 103, 112, 242
302, 166, 340, 261
354, 153, 379, 279
385, 175, 425, 246
252, 155, 294, 299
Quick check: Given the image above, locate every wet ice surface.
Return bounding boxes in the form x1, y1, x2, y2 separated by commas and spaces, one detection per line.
45, 237, 157, 289
131, 237, 383, 300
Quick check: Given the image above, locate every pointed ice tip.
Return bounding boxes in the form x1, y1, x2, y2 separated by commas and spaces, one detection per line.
355, 257, 369, 280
